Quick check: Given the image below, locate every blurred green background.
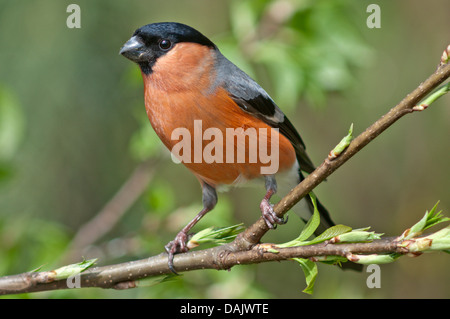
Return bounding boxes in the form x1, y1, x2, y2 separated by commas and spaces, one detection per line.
0, 0, 449, 298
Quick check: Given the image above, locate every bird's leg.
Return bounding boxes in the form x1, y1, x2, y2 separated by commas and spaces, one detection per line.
165, 182, 217, 274
260, 175, 288, 229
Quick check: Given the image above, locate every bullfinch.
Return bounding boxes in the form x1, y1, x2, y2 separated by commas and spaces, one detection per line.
120, 22, 338, 272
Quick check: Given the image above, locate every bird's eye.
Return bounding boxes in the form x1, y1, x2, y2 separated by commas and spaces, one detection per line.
158, 39, 172, 51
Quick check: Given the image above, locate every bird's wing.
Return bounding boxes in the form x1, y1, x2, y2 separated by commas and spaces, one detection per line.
215, 53, 316, 173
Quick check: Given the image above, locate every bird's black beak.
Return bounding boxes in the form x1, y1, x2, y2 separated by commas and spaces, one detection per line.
119, 36, 147, 62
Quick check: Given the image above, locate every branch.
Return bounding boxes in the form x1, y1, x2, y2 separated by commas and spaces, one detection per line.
0, 240, 395, 294
1, 221, 448, 295
0, 46, 449, 296
234, 50, 450, 250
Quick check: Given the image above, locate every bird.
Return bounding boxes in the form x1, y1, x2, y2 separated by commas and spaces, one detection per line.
120, 22, 341, 273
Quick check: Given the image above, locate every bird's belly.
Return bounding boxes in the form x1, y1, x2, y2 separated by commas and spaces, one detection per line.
144, 86, 296, 186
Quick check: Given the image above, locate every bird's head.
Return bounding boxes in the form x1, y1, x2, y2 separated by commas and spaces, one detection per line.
120, 22, 217, 75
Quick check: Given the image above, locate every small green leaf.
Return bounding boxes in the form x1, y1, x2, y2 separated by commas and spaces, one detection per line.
297, 193, 321, 241
187, 223, 245, 248
293, 258, 318, 295
315, 255, 349, 266
137, 274, 179, 287
52, 258, 97, 280
277, 193, 320, 248
308, 224, 353, 244
421, 226, 450, 251
406, 212, 428, 239
423, 201, 450, 231
404, 202, 449, 239
351, 254, 398, 265
333, 230, 383, 243
30, 265, 45, 273
414, 82, 450, 110
329, 123, 353, 159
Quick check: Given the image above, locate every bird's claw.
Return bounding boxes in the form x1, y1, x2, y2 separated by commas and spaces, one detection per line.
165, 231, 190, 275
260, 198, 288, 229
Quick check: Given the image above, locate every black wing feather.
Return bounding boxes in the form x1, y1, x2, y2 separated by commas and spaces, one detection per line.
215, 53, 316, 173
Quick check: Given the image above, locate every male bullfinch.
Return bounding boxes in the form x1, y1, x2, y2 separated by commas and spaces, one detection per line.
120, 22, 337, 272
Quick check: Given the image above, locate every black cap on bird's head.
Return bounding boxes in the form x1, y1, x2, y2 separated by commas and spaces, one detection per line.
120, 22, 216, 74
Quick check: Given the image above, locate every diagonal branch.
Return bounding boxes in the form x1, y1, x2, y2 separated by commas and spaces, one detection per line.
233, 56, 450, 250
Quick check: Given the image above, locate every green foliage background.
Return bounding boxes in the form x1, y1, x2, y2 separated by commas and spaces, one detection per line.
0, 0, 449, 298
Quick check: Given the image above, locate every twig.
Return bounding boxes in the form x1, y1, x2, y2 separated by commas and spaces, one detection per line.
233, 57, 450, 250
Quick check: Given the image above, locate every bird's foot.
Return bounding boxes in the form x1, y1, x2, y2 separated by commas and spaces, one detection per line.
260, 198, 288, 229
165, 231, 190, 275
